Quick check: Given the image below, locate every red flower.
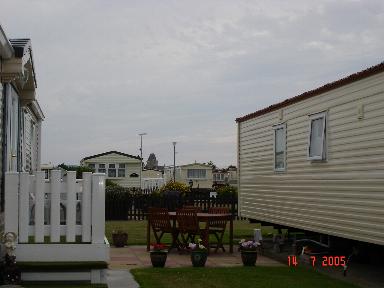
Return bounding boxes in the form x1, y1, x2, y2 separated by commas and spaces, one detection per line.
151, 243, 168, 251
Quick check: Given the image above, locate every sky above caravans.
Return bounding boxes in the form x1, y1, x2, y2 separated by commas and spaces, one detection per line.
0, 0, 383, 168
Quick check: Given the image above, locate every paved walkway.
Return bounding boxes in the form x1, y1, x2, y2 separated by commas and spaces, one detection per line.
107, 245, 282, 287
109, 245, 282, 269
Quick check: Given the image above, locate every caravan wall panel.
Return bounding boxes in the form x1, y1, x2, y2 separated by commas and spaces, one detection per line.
238, 73, 384, 245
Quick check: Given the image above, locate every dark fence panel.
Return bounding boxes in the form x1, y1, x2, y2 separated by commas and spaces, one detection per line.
105, 188, 242, 220
105, 187, 133, 220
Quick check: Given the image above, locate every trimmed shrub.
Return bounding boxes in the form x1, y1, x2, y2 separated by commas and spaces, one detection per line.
216, 185, 237, 198
106, 179, 122, 188
158, 181, 190, 194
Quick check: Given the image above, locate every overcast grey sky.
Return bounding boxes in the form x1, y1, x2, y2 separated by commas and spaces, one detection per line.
1, 0, 383, 168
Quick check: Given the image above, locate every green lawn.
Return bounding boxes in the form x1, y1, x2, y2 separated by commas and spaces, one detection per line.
106, 220, 277, 245
131, 266, 359, 288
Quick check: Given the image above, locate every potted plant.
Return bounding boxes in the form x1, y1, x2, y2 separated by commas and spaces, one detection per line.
149, 243, 168, 268
238, 239, 260, 266
189, 239, 208, 267
112, 230, 128, 247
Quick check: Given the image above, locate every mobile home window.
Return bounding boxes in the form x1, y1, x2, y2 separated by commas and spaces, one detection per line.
187, 169, 206, 179
98, 164, 106, 174
308, 112, 327, 160
108, 164, 116, 177
273, 123, 286, 171
118, 163, 126, 177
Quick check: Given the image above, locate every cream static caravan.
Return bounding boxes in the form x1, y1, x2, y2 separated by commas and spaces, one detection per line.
80, 150, 142, 188
236, 62, 384, 246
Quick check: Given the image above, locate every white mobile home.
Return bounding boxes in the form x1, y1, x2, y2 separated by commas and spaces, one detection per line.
236, 62, 384, 246
164, 163, 213, 188
80, 150, 142, 188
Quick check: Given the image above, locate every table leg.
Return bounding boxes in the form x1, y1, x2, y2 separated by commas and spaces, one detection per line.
146, 217, 150, 251
230, 216, 233, 253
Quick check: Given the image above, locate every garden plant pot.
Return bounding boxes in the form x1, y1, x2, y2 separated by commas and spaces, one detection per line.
150, 251, 168, 268
190, 251, 208, 267
241, 251, 258, 266
112, 232, 128, 247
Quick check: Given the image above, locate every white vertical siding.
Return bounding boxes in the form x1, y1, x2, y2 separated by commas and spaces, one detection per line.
238, 73, 384, 245
5, 84, 20, 172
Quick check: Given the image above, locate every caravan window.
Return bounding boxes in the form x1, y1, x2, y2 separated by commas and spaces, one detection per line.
273, 123, 286, 171
108, 164, 116, 177
97, 163, 106, 173
187, 169, 206, 179
308, 112, 327, 160
118, 164, 126, 177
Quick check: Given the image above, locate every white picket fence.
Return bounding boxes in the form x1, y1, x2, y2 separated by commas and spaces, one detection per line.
4, 171, 109, 262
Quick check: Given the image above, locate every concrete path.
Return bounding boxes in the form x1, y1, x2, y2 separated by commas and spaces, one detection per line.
106, 269, 139, 288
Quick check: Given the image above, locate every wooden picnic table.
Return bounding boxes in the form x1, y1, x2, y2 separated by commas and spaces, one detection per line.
147, 211, 234, 253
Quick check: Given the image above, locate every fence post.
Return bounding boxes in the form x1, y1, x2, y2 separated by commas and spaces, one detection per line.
50, 170, 61, 242
34, 172, 45, 243
19, 172, 30, 243
4, 172, 19, 237
66, 171, 77, 242
92, 173, 105, 244
82, 172, 92, 242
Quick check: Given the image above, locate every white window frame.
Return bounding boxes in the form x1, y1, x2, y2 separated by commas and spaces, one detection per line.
273, 123, 286, 172
307, 112, 327, 161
